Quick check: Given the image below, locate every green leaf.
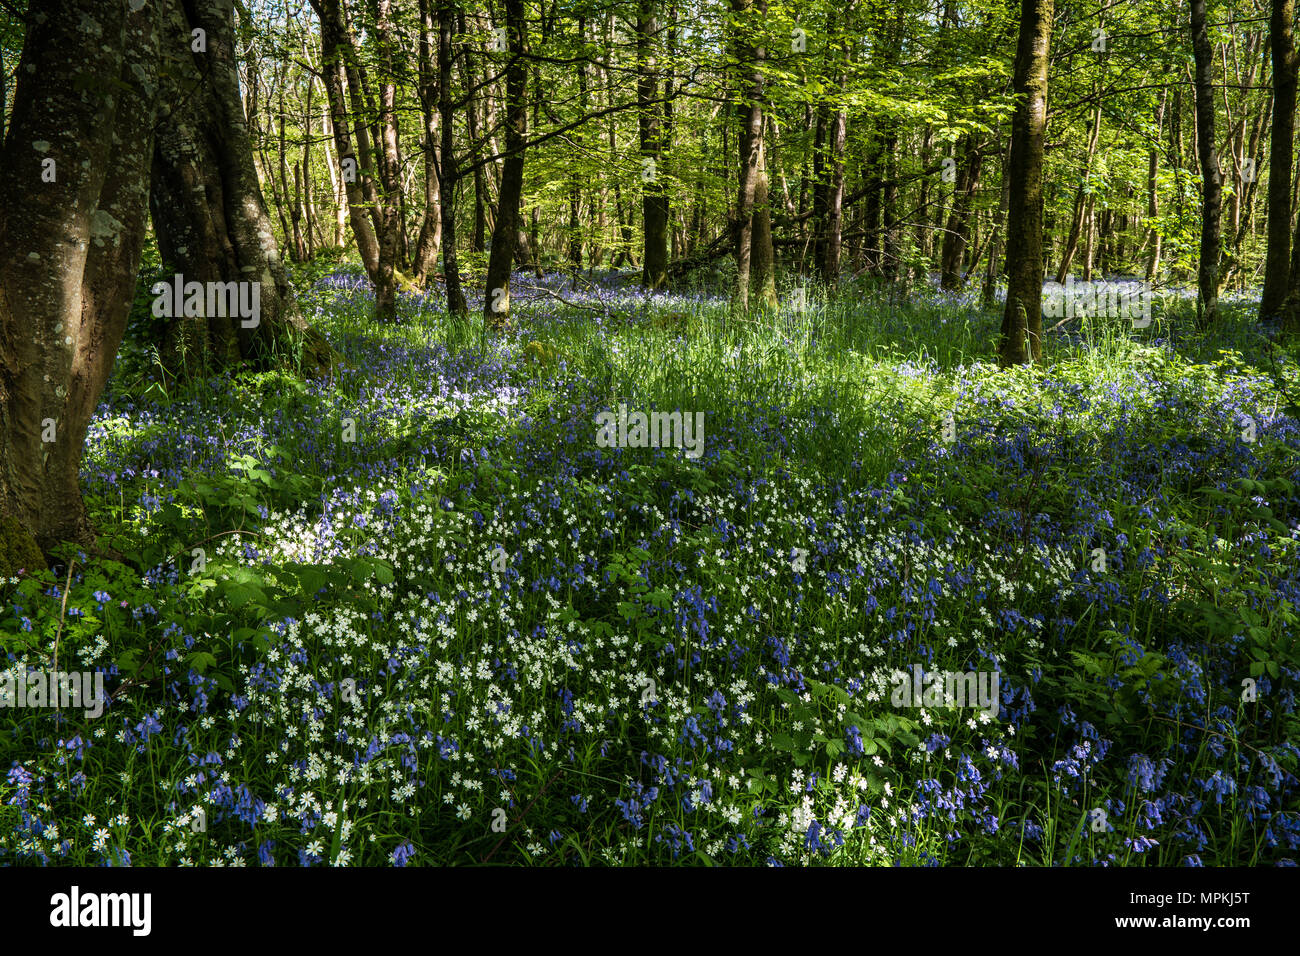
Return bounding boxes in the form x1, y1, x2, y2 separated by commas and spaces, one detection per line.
224, 584, 265, 609
187, 651, 217, 673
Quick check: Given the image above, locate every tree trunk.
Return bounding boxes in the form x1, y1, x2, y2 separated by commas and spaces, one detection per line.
864, 131, 883, 275
463, 9, 489, 256
0, 0, 158, 552
321, 105, 346, 248
730, 0, 766, 312
1147, 88, 1167, 281
751, 129, 778, 308
437, 0, 468, 315
1191, 0, 1223, 327
372, 0, 402, 321
941, 135, 983, 290
279, 84, 306, 262
312, 0, 379, 277
982, 137, 1011, 308
411, 0, 443, 284
638, 0, 670, 290
916, 126, 935, 274
151, 0, 330, 378
813, 103, 847, 285
1054, 103, 1100, 283
1263, 0, 1296, 319
882, 127, 899, 281
311, 0, 396, 319
301, 75, 317, 258
609, 58, 634, 268
999, 0, 1052, 367
483, 0, 528, 326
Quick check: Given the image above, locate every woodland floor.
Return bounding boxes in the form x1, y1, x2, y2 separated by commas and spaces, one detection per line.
2, 267, 1298, 865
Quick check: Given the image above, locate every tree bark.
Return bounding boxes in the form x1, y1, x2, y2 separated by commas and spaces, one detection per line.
301, 73, 317, 258
750, 127, 778, 307
412, 0, 444, 284
1054, 103, 1100, 283
462, 9, 489, 255
570, 16, 589, 276
310, 0, 397, 320
0, 0, 158, 551
373, 0, 402, 321
882, 127, 899, 280
915, 126, 935, 275
730, 0, 767, 312
278, 82, 306, 262
1147, 88, 1167, 281
999, 0, 1052, 367
151, 0, 330, 378
483, 0, 528, 326
982, 136, 1011, 308
312, 0, 380, 277
438, 0, 468, 315
941, 135, 983, 289
1191, 0, 1223, 327
1263, 0, 1296, 319
813, 102, 847, 285
638, 0, 670, 290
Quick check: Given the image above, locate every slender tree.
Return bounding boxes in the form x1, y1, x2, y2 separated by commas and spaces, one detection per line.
1190, 0, 1223, 327
998, 0, 1052, 367
483, 0, 529, 326
1264, 0, 1297, 321
309, 0, 399, 320
437, 0, 469, 315
729, 0, 776, 311
412, 0, 444, 284
638, 0, 670, 290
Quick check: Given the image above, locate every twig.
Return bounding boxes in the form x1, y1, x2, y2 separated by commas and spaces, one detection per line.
517, 283, 610, 316
50, 559, 75, 677
480, 768, 564, 864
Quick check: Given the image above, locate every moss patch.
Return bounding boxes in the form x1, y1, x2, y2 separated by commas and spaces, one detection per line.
0, 514, 48, 579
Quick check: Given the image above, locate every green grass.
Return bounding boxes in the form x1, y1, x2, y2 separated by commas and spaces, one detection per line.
2, 272, 1297, 866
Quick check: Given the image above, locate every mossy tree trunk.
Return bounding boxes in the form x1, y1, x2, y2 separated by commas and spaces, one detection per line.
0, 0, 159, 552
151, 0, 331, 378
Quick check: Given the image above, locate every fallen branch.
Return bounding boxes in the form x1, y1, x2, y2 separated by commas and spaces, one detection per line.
517, 283, 611, 316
